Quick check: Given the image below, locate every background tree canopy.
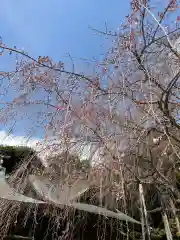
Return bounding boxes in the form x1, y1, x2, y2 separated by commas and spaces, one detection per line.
0, 145, 44, 175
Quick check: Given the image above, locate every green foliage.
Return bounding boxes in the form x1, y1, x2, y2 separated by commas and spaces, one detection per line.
150, 216, 180, 240
0, 144, 33, 158
151, 228, 166, 239
0, 145, 43, 174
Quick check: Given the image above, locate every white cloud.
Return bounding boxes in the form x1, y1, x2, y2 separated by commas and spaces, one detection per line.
0, 130, 39, 147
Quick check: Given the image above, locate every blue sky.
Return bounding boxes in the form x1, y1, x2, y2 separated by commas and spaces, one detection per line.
0, 0, 130, 143
0, 0, 130, 70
